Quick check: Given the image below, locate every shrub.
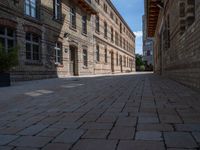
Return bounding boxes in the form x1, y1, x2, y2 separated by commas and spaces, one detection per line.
0, 45, 19, 73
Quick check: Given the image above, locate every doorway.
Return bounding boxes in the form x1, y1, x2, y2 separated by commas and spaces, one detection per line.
69, 45, 78, 76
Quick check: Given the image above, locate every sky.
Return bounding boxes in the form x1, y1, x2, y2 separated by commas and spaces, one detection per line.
111, 0, 144, 54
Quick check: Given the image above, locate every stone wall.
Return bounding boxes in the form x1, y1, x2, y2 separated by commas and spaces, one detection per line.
0, 0, 135, 81
153, 0, 200, 89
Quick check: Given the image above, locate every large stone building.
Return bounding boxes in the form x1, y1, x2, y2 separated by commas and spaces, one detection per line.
0, 0, 135, 81
142, 15, 153, 66
145, 0, 200, 89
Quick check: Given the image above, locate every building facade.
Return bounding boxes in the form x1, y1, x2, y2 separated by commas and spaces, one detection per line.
142, 15, 153, 66
146, 0, 200, 89
0, 0, 135, 81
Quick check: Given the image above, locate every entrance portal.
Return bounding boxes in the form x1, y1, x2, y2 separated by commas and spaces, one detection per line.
69, 45, 78, 76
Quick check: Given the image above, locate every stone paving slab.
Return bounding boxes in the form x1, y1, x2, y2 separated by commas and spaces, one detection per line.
53, 129, 85, 144
0, 73, 200, 149
9, 136, 52, 148
135, 131, 162, 141
164, 132, 198, 148
42, 143, 71, 150
117, 140, 165, 150
0, 135, 19, 145
82, 129, 109, 139
71, 139, 118, 150
108, 126, 135, 139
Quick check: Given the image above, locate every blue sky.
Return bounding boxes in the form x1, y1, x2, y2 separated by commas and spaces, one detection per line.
112, 0, 144, 54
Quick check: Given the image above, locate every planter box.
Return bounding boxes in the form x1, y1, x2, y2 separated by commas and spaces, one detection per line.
0, 73, 11, 87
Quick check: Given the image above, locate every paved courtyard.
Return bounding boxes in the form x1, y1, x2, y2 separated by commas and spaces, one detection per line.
0, 72, 200, 150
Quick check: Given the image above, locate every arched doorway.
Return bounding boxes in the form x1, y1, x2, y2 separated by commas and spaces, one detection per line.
69, 45, 78, 76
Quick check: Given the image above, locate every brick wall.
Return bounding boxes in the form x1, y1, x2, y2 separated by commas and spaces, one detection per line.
153, 0, 200, 89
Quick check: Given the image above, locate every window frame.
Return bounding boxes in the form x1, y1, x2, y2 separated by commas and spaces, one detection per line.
55, 42, 62, 64
83, 49, 88, 67
70, 7, 76, 29
82, 15, 87, 35
54, 0, 61, 20
96, 44, 100, 62
104, 48, 107, 63
0, 26, 15, 52
25, 32, 40, 61
25, 0, 37, 18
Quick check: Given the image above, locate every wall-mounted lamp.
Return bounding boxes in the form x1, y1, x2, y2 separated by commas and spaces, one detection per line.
65, 48, 68, 53
157, 2, 164, 9
64, 32, 69, 38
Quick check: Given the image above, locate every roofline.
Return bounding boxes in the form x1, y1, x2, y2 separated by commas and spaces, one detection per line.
106, 0, 135, 38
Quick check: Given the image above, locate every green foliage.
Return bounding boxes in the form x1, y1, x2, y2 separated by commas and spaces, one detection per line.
0, 44, 19, 73
136, 54, 144, 66
140, 65, 145, 71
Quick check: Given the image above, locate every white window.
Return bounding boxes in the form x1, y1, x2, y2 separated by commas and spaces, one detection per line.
0, 26, 15, 52
25, 0, 37, 18
54, 0, 61, 20
55, 42, 62, 64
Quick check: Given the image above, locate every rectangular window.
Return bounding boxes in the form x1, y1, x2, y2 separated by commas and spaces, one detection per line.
115, 32, 118, 46
103, 3, 107, 13
0, 26, 15, 52
116, 53, 118, 66
111, 27, 114, 42
110, 12, 114, 20
83, 49, 88, 67
70, 7, 76, 29
82, 16, 87, 34
120, 23, 122, 33
95, 15, 100, 33
104, 48, 107, 63
25, 0, 37, 18
123, 38, 125, 49
120, 36, 122, 47
26, 32, 40, 61
54, 0, 61, 20
104, 22, 107, 38
96, 44, 100, 62
55, 42, 62, 64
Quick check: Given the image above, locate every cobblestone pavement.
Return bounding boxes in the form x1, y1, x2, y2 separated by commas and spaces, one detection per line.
0, 72, 200, 150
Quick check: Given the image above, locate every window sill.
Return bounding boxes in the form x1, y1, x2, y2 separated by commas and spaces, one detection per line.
52, 18, 63, 24
82, 32, 88, 37
55, 63, 64, 67
25, 60, 43, 66
83, 66, 88, 69
24, 15, 42, 25
95, 30, 100, 34
69, 25, 77, 32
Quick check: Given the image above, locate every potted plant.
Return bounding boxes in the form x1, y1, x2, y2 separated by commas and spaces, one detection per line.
0, 44, 19, 87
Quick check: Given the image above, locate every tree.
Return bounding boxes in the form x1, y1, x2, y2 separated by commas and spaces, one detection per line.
136, 54, 144, 66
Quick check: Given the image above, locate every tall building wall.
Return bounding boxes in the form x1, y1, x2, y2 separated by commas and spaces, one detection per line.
0, 0, 135, 81
146, 0, 200, 89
